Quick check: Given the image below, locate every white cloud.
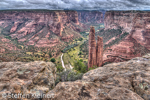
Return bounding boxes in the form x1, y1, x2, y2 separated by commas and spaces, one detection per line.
0, 0, 150, 10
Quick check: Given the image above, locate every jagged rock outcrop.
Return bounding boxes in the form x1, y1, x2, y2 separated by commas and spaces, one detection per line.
103, 11, 150, 63
0, 61, 56, 100
88, 27, 103, 68
45, 54, 150, 100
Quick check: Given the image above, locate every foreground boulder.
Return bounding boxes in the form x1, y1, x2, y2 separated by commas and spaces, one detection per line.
46, 54, 150, 100
0, 61, 56, 100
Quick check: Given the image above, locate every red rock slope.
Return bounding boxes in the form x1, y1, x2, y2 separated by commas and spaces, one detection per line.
0, 10, 83, 48
103, 11, 150, 63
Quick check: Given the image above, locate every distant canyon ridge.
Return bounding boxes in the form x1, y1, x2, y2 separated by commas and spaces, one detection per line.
0, 10, 103, 56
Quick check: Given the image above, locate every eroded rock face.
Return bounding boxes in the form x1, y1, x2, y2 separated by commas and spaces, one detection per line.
96, 36, 103, 67
78, 11, 104, 24
45, 54, 150, 100
88, 26, 97, 68
0, 10, 82, 48
88, 27, 103, 68
103, 11, 150, 63
0, 61, 56, 100
0, 36, 19, 56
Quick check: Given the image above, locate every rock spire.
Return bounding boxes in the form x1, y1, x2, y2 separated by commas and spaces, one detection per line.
88, 26, 103, 68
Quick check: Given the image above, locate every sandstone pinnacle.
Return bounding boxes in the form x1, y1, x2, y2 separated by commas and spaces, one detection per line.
88, 27, 103, 68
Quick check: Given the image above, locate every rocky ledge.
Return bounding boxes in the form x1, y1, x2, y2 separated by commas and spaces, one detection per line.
46, 54, 150, 100
0, 61, 56, 100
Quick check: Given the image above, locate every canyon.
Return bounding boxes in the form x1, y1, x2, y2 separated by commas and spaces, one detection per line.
0, 10, 104, 62
2, 10, 150, 64
1, 10, 150, 100
0, 10, 82, 47
103, 11, 150, 63
0, 10, 104, 48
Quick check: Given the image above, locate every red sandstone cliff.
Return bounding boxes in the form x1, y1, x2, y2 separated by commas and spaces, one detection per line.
96, 36, 103, 67
0, 10, 83, 48
88, 27, 103, 68
103, 11, 150, 63
77, 11, 104, 24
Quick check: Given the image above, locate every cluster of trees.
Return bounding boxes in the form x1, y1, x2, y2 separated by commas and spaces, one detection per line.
80, 31, 89, 37
78, 37, 83, 41
73, 59, 87, 73
54, 58, 88, 85
56, 64, 64, 73
55, 69, 83, 85
79, 40, 88, 59
62, 43, 78, 53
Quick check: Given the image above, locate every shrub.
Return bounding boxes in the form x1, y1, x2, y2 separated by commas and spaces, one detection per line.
88, 65, 98, 71
79, 59, 83, 62
55, 69, 84, 85
78, 51, 82, 55
74, 60, 87, 73
48, 52, 52, 58
50, 58, 56, 62
78, 38, 83, 41
56, 65, 64, 72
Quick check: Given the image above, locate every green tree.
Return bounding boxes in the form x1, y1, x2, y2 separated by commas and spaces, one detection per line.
78, 38, 83, 41
79, 59, 83, 62
74, 60, 87, 73
78, 51, 82, 55
50, 58, 56, 62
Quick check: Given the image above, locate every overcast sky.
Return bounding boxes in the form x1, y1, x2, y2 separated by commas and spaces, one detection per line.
0, 0, 150, 10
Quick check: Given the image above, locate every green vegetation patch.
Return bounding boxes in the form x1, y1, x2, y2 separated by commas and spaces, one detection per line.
55, 69, 83, 85
104, 32, 129, 49
96, 27, 123, 43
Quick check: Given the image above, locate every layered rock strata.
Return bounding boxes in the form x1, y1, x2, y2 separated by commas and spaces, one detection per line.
103, 11, 150, 63
88, 27, 103, 68
0, 10, 82, 48
77, 11, 104, 24
96, 36, 103, 67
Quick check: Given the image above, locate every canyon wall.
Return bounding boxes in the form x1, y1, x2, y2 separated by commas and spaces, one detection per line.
104, 11, 150, 62
88, 26, 103, 68
104, 11, 150, 47
0, 10, 82, 48
104, 11, 136, 32
103, 11, 150, 63
77, 10, 104, 24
